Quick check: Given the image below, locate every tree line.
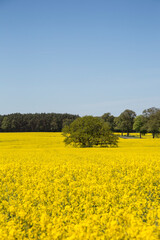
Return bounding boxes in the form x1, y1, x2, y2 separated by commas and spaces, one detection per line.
0, 113, 79, 132
101, 107, 160, 138
0, 107, 160, 138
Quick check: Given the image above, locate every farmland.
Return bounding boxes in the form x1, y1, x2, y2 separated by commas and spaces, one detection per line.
0, 133, 160, 239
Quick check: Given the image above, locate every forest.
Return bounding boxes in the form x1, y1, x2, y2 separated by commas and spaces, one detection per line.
0, 113, 79, 132
0, 107, 160, 138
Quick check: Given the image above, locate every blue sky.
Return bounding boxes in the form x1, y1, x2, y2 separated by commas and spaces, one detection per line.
0, 0, 160, 116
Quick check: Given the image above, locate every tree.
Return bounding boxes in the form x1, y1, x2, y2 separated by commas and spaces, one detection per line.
101, 113, 115, 131
143, 107, 160, 138
0, 115, 4, 132
142, 107, 159, 118
62, 118, 75, 128
133, 115, 147, 138
115, 109, 136, 136
62, 116, 118, 147
1, 116, 11, 131
147, 117, 160, 138
0, 113, 79, 132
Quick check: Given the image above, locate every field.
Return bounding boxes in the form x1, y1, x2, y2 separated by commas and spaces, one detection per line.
0, 133, 160, 239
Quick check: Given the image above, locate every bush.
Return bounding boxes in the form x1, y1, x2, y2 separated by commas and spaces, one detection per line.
62, 116, 118, 147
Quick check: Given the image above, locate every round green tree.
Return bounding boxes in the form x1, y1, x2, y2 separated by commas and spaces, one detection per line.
62, 116, 118, 147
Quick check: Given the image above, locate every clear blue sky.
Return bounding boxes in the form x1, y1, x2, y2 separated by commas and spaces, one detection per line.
0, 0, 160, 116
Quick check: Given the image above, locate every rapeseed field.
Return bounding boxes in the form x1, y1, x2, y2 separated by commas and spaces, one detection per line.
0, 133, 160, 239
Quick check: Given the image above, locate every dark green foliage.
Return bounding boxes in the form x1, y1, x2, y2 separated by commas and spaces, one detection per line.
62, 116, 118, 148
115, 109, 136, 136
101, 113, 115, 131
1, 107, 160, 137
133, 115, 147, 138
142, 108, 160, 138
0, 113, 79, 132
1, 116, 11, 131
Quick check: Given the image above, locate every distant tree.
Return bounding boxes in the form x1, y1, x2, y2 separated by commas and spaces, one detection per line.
62, 116, 118, 147
0, 115, 3, 132
115, 109, 136, 136
0, 113, 79, 132
142, 107, 159, 118
62, 118, 75, 128
147, 117, 160, 138
143, 107, 160, 138
50, 116, 59, 132
1, 116, 11, 131
133, 115, 147, 138
10, 113, 24, 132
101, 113, 115, 131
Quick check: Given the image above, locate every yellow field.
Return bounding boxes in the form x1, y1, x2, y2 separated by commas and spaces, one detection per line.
0, 133, 160, 239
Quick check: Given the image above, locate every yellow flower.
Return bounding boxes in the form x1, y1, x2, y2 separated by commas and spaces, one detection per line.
0, 132, 160, 239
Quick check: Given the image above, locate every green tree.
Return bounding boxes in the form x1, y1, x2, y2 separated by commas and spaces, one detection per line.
115, 109, 136, 136
143, 107, 159, 118
50, 116, 59, 132
133, 115, 147, 138
62, 116, 118, 147
62, 118, 75, 128
1, 117, 11, 131
101, 113, 115, 131
143, 108, 160, 138
0, 115, 3, 132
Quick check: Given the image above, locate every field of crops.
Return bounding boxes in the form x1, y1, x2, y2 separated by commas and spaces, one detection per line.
0, 133, 160, 239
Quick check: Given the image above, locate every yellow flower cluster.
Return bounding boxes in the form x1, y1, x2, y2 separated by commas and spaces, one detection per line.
0, 133, 160, 239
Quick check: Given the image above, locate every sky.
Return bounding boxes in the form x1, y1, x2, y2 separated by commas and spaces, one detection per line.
0, 0, 160, 116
